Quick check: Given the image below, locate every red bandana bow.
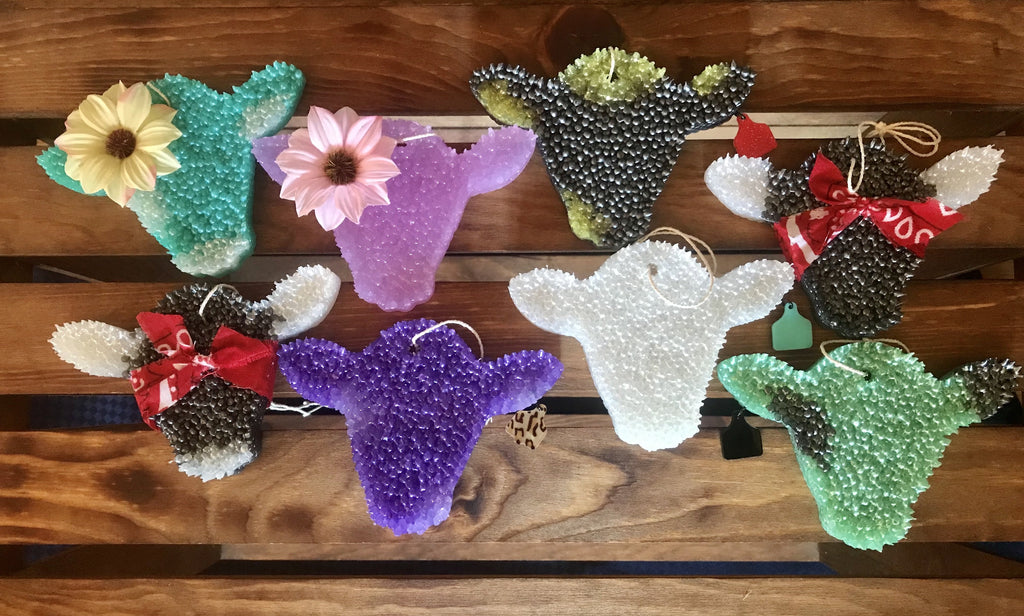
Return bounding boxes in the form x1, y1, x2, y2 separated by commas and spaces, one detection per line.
773, 153, 962, 279
129, 312, 279, 430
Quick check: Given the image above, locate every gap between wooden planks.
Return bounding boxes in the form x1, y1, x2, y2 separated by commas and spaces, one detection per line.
1, 280, 1021, 396
0, 424, 1020, 545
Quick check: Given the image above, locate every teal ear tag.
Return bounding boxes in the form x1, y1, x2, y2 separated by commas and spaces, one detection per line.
772, 302, 813, 351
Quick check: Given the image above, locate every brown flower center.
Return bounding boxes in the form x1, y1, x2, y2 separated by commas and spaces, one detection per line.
323, 150, 358, 185
105, 128, 137, 160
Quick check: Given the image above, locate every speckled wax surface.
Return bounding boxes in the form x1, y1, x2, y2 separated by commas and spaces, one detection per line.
255, 120, 535, 311
471, 48, 754, 247
277, 319, 562, 535
38, 62, 305, 277
706, 139, 1003, 337
49, 265, 340, 481
509, 240, 793, 451
717, 342, 1020, 550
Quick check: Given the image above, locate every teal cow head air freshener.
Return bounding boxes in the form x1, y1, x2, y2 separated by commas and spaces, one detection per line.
471, 48, 754, 248
717, 341, 1019, 550
38, 62, 305, 276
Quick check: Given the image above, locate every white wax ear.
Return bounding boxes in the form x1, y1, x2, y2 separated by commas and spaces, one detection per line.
50, 320, 145, 378
262, 265, 342, 339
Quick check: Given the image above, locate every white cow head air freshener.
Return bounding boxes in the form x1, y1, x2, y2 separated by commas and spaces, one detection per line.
509, 229, 793, 450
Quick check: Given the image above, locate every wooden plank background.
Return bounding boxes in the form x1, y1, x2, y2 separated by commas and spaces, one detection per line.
1, 578, 1023, 615
2, 138, 1022, 256
3, 2, 1024, 117
2, 280, 1022, 396
0, 423, 1020, 545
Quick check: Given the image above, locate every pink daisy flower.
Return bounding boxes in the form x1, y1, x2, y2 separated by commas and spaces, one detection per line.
276, 106, 400, 230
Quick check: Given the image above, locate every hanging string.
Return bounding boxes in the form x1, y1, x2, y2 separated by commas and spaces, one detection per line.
397, 133, 437, 144
269, 400, 324, 417
198, 284, 238, 319
820, 338, 912, 379
410, 320, 485, 359
638, 226, 718, 309
847, 121, 942, 193
607, 51, 617, 82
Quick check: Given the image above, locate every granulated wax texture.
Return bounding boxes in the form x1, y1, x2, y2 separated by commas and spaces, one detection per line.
509, 240, 793, 451
38, 62, 305, 277
255, 120, 535, 311
49, 265, 340, 481
705, 139, 1003, 337
471, 48, 754, 248
277, 319, 563, 535
717, 342, 1020, 550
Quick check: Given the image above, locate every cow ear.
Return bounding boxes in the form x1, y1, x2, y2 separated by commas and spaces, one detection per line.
714, 260, 794, 329
232, 62, 306, 141
50, 321, 146, 378
262, 265, 342, 339
705, 155, 774, 222
717, 353, 801, 420
920, 145, 1003, 210
461, 126, 537, 197
508, 268, 583, 337
470, 64, 548, 130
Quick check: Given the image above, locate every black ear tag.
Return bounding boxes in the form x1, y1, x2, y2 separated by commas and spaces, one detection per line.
720, 409, 763, 459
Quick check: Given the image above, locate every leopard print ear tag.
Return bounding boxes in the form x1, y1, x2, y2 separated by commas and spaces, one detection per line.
506, 404, 548, 449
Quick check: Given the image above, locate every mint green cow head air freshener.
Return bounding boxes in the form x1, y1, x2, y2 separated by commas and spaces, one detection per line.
38, 62, 305, 276
717, 341, 1019, 550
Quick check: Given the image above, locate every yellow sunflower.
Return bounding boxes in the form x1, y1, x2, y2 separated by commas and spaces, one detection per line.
55, 82, 182, 206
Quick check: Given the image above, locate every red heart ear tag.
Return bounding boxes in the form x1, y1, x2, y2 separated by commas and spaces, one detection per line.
733, 113, 777, 158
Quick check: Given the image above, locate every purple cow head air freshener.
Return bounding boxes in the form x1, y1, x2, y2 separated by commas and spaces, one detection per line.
277, 319, 563, 534
255, 117, 536, 312
49, 266, 341, 481
705, 137, 1002, 337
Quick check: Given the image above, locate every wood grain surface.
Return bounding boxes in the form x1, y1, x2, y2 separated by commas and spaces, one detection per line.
2, 578, 1023, 615
3, 2, 1024, 116
3, 280, 1023, 396
0, 422, 1020, 545
3, 138, 1023, 256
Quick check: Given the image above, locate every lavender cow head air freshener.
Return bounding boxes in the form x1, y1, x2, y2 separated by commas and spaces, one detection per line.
255, 113, 536, 312
50, 266, 341, 481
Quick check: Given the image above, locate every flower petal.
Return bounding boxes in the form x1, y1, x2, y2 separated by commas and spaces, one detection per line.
144, 104, 177, 127
357, 179, 391, 206
333, 107, 359, 138
150, 148, 181, 176
136, 122, 183, 152
314, 196, 348, 230
101, 82, 127, 100
346, 115, 383, 156
121, 152, 157, 192
64, 110, 105, 138
78, 155, 120, 195
117, 83, 152, 132
306, 106, 343, 152
356, 156, 401, 182
64, 154, 84, 180
55, 130, 105, 157
281, 171, 324, 201
294, 183, 334, 217
104, 172, 134, 207
276, 146, 323, 176
333, 186, 367, 224
368, 135, 397, 160
78, 92, 120, 134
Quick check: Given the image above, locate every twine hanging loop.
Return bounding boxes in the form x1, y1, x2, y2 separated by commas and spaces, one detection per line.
847, 121, 942, 193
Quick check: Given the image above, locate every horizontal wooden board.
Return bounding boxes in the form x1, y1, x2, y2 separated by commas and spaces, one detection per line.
4, 2, 1024, 116
2, 578, 1024, 615
2, 280, 1022, 396
3, 138, 1024, 257
0, 422, 1020, 545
